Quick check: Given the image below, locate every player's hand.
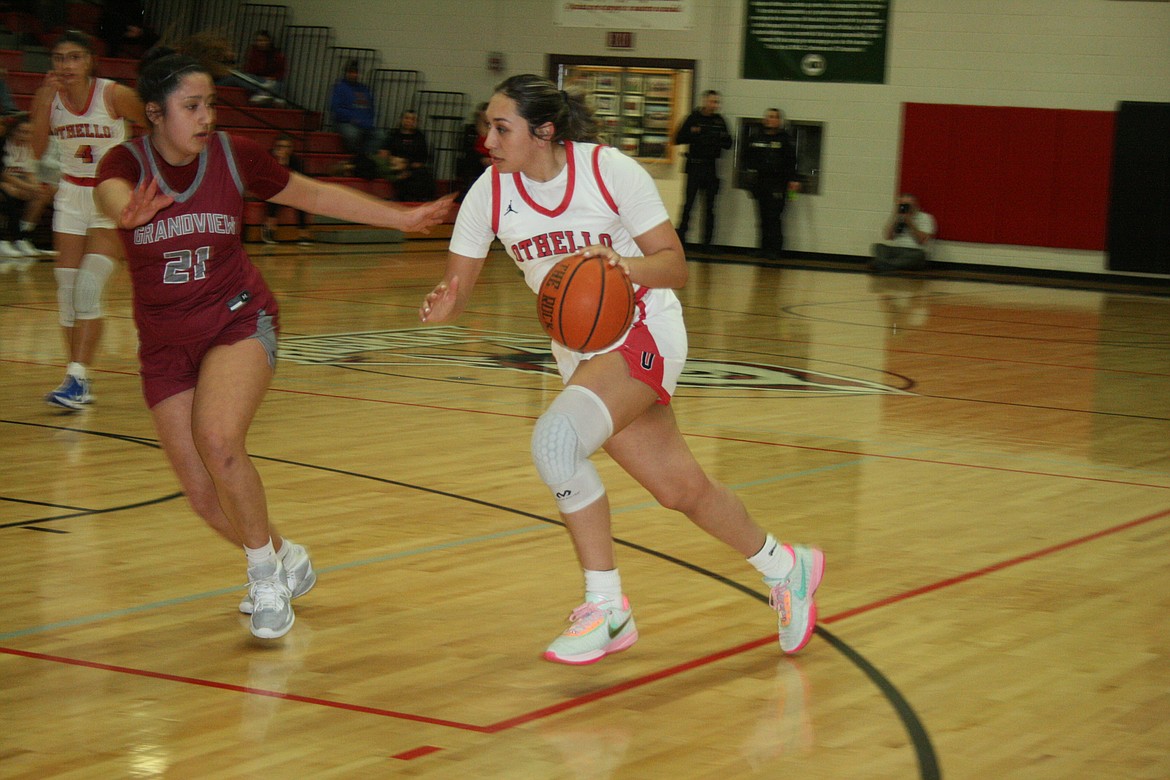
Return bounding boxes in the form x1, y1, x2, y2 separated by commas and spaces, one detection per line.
573, 245, 629, 276
118, 178, 174, 229
419, 275, 460, 323
33, 72, 63, 102
397, 193, 456, 234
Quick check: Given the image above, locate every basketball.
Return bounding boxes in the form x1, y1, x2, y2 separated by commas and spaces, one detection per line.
537, 254, 635, 352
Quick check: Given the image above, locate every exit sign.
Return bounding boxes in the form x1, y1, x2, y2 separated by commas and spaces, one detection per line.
607, 31, 635, 49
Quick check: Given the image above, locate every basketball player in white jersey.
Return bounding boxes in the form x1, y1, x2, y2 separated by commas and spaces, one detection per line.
31, 30, 146, 410
420, 74, 825, 665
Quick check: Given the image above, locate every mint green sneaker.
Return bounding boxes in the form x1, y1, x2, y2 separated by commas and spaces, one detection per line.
769, 545, 825, 654
240, 542, 316, 615
543, 596, 638, 665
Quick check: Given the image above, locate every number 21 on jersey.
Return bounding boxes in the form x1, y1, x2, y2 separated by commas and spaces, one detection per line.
163, 246, 211, 284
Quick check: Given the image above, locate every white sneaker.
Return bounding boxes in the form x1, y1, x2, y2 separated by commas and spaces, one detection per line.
14, 239, 39, 256
247, 559, 295, 639
0, 241, 21, 258
239, 541, 316, 614
543, 596, 638, 665
769, 545, 825, 654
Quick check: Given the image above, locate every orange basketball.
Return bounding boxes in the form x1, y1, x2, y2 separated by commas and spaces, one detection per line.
537, 254, 635, 352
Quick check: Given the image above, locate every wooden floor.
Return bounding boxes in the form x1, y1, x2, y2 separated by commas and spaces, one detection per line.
2, 244, 1168, 779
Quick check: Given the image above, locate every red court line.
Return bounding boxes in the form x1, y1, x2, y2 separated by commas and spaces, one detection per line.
0, 647, 491, 733
821, 506, 1170, 624
3, 505, 1165, 735
392, 745, 443, 761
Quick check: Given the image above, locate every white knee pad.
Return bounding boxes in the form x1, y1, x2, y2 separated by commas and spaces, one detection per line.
54, 267, 78, 327
74, 253, 115, 320
531, 385, 614, 514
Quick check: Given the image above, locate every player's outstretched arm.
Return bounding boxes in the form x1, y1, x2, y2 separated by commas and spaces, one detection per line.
271, 172, 455, 233
419, 252, 485, 323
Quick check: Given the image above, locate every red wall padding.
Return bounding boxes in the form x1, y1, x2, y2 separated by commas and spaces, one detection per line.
899, 103, 1115, 250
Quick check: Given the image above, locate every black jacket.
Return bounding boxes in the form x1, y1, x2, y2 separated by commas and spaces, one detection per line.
675, 109, 732, 171
744, 126, 798, 189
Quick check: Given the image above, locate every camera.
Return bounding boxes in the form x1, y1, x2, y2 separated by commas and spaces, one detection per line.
898, 203, 910, 214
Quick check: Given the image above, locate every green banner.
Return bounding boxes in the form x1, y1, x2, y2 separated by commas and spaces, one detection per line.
743, 0, 890, 84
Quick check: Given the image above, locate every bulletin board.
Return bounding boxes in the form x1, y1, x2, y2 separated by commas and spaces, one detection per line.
550, 55, 696, 163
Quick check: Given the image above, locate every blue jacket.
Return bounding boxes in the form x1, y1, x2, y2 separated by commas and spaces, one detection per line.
330, 79, 375, 128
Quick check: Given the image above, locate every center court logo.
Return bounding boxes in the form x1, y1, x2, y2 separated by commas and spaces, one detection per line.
278, 326, 911, 396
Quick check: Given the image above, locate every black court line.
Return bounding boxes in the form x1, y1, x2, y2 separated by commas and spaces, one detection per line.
3, 416, 939, 779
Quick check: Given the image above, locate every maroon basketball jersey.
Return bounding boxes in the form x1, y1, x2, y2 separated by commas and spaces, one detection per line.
120, 132, 278, 345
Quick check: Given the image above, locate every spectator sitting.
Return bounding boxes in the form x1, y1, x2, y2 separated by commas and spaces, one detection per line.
455, 102, 490, 202
261, 135, 312, 246
870, 193, 936, 272
330, 60, 379, 176
100, 1, 159, 59
241, 30, 287, 106
0, 117, 57, 258
378, 109, 435, 201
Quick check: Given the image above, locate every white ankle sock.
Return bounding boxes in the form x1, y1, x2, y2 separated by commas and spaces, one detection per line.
245, 539, 278, 577
747, 533, 794, 583
67, 362, 87, 380
584, 568, 623, 605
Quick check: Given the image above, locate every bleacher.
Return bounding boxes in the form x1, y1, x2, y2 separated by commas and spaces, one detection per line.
0, 0, 460, 246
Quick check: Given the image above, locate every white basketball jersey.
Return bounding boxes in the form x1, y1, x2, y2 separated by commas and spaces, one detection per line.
51, 78, 128, 180
484, 141, 661, 295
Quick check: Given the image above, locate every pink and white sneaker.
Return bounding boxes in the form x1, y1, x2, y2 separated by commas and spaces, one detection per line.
769, 545, 825, 654
543, 596, 638, 665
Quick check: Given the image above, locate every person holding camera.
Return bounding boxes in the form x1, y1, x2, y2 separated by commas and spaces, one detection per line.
870, 193, 936, 272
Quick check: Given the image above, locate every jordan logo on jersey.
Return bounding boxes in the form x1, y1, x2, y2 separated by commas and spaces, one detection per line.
503, 200, 518, 216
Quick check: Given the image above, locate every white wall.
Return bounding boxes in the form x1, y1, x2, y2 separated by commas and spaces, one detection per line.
282, 0, 1170, 275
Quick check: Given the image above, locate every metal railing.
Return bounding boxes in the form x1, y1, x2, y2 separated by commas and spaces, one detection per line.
141, 0, 469, 185
283, 26, 335, 119
372, 69, 422, 137
414, 90, 469, 183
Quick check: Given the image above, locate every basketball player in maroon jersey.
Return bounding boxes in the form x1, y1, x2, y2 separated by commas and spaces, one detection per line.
420, 74, 824, 664
95, 49, 452, 639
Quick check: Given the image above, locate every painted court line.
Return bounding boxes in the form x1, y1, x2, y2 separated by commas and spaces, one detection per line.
0, 524, 552, 641
3, 506, 1164, 735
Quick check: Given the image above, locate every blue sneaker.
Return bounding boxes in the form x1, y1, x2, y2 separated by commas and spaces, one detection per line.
45, 375, 93, 411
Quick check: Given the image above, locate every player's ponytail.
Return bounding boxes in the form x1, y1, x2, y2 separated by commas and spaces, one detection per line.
136, 31, 237, 124
495, 74, 598, 144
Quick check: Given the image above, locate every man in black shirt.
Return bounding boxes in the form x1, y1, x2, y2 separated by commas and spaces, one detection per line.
674, 90, 732, 248
744, 108, 801, 259
380, 110, 436, 201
